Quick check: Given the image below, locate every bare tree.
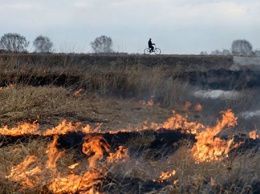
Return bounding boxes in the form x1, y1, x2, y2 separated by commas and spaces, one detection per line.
254, 50, 260, 57
91, 35, 113, 53
222, 49, 230, 56
33, 35, 53, 53
231, 39, 253, 56
0, 33, 29, 52
200, 51, 208, 55
211, 49, 222, 55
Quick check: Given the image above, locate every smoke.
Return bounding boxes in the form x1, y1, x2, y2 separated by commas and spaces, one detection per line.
194, 90, 241, 100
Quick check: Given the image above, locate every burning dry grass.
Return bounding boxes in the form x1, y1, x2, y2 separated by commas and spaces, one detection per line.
0, 54, 259, 193
0, 109, 259, 193
0, 133, 259, 193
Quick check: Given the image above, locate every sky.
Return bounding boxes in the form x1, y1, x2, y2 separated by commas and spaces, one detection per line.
0, 0, 259, 54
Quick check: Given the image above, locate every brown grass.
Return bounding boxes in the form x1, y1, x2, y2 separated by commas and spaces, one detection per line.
0, 53, 259, 193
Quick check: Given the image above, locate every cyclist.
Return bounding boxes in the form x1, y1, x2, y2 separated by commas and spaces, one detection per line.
148, 38, 155, 53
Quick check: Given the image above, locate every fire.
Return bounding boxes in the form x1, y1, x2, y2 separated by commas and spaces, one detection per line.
107, 145, 129, 163
140, 96, 157, 107
249, 130, 258, 139
46, 135, 64, 169
68, 163, 79, 169
5, 155, 41, 189
0, 121, 40, 136
140, 99, 154, 106
73, 88, 85, 96
82, 135, 110, 168
5, 135, 64, 191
48, 134, 112, 193
191, 109, 239, 162
43, 120, 82, 136
194, 103, 203, 112
161, 111, 204, 134
48, 170, 104, 194
2, 108, 248, 192
50, 136, 129, 193
155, 170, 176, 183
182, 102, 203, 112
5, 132, 128, 193
0, 119, 102, 137
182, 101, 191, 111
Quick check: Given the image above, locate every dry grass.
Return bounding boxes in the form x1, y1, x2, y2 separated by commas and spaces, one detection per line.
0, 53, 259, 193
0, 54, 206, 108
0, 85, 172, 130
105, 146, 259, 193
0, 53, 193, 129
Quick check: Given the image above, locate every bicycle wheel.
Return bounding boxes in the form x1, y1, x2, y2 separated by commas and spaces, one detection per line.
144, 48, 150, 54
154, 48, 161, 54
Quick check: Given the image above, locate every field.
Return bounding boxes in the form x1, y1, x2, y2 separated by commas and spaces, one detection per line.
0, 53, 259, 193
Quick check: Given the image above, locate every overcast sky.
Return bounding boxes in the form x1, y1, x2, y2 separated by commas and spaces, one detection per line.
0, 0, 259, 54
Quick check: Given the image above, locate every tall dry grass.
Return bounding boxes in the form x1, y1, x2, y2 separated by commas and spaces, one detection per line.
0, 53, 259, 193
0, 54, 195, 127
0, 54, 199, 107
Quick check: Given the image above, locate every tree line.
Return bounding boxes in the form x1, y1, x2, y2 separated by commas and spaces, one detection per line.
201, 39, 260, 57
0, 33, 53, 53
0, 33, 114, 54
0, 32, 259, 56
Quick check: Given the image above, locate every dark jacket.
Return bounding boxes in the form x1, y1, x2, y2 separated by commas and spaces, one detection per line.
148, 39, 153, 48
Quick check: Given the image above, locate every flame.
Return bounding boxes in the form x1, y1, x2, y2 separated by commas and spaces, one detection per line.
140, 96, 158, 107
0, 119, 102, 137
5, 155, 41, 189
6, 134, 110, 193
140, 99, 154, 106
48, 134, 110, 193
182, 101, 192, 111
43, 120, 82, 136
182, 102, 203, 112
146, 99, 154, 106
161, 111, 204, 134
249, 130, 258, 139
191, 109, 239, 162
46, 135, 64, 169
0, 121, 40, 136
74, 88, 85, 96
3, 108, 248, 192
68, 163, 79, 169
155, 170, 176, 183
48, 170, 104, 194
5, 135, 64, 190
107, 145, 129, 163
82, 124, 93, 133
82, 135, 110, 168
194, 103, 203, 112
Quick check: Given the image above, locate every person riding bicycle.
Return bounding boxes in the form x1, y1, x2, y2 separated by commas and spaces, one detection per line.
148, 38, 155, 53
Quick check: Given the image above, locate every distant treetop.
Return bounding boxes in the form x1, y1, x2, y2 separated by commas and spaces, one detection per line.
231, 39, 253, 56
0, 33, 29, 52
91, 35, 114, 53
33, 35, 54, 53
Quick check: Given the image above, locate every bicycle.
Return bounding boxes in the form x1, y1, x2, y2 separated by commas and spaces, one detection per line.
144, 44, 161, 55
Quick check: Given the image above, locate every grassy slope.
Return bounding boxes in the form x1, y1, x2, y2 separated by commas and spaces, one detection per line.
1, 53, 227, 128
